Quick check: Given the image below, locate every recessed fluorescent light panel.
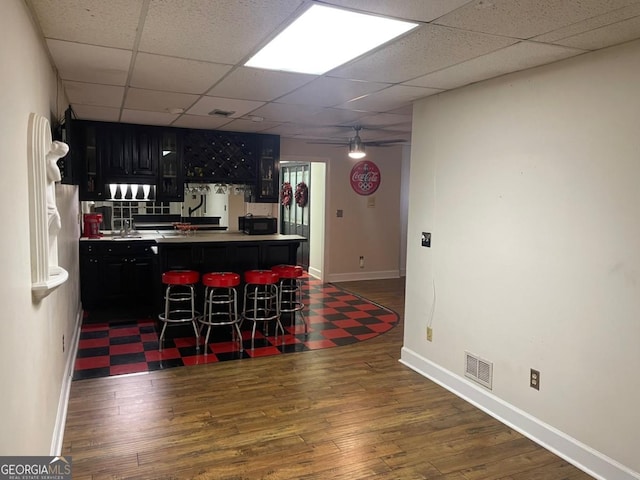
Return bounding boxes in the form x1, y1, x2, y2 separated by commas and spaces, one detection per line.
245, 4, 418, 75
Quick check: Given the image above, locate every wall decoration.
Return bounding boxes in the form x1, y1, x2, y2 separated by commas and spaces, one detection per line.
295, 181, 308, 207
28, 112, 69, 300
280, 181, 292, 208
350, 160, 381, 196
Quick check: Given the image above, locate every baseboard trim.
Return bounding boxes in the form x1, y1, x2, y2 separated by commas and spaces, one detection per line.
307, 266, 322, 281
327, 270, 400, 283
50, 305, 83, 456
400, 347, 639, 480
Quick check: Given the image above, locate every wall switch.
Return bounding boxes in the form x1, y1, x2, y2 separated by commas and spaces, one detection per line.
422, 232, 431, 247
336, 209, 343, 218
530, 369, 540, 390
426, 327, 433, 342
359, 256, 364, 268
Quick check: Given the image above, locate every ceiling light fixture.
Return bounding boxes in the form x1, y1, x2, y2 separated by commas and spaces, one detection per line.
348, 133, 366, 159
245, 4, 418, 75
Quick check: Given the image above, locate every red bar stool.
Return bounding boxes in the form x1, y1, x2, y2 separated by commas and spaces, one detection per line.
271, 264, 307, 334
242, 269, 283, 349
200, 272, 243, 352
158, 270, 200, 351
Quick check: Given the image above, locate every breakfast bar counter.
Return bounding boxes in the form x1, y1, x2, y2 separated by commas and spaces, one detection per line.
79, 232, 306, 311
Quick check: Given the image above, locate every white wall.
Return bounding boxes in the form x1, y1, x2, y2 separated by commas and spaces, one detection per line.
281, 139, 403, 282
0, 0, 81, 455
402, 40, 640, 478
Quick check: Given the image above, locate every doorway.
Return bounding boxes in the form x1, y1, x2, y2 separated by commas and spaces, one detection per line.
280, 163, 310, 270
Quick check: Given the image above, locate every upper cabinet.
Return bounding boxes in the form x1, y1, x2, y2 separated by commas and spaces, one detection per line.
73, 119, 279, 202
183, 129, 257, 183
255, 134, 280, 203
101, 123, 157, 182
73, 121, 104, 200
157, 129, 184, 202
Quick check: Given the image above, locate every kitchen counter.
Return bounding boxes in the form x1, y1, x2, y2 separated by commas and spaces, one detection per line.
81, 230, 306, 243
79, 231, 306, 312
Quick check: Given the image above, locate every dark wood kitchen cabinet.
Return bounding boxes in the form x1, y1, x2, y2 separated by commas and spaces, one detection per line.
102, 123, 158, 183
74, 121, 105, 201
183, 129, 258, 183
256, 135, 280, 203
157, 129, 184, 202
80, 241, 158, 310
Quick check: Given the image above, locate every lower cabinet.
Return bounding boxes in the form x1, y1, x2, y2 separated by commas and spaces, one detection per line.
80, 241, 158, 311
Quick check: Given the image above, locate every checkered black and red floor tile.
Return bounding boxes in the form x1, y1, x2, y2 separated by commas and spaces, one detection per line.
73, 278, 399, 380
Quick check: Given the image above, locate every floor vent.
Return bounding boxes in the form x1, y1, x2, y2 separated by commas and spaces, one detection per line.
465, 352, 493, 390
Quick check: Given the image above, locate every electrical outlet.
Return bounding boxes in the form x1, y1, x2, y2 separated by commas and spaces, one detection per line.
530, 369, 540, 390
359, 256, 364, 268
426, 327, 433, 342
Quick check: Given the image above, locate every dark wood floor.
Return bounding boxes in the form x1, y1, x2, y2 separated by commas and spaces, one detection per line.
63, 278, 593, 479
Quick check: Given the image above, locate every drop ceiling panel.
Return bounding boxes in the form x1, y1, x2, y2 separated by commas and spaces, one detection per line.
407, 42, 586, 90
207, 67, 316, 101
435, 0, 640, 39
186, 96, 266, 118
120, 109, 180, 126
277, 77, 389, 107
63, 81, 124, 108
124, 88, 200, 113
46, 39, 132, 85
29, 0, 143, 49
322, 0, 474, 22
171, 114, 233, 130
303, 108, 370, 127
138, 0, 305, 64
331, 24, 518, 83
548, 16, 640, 50
354, 112, 413, 128
130, 53, 232, 94
70, 104, 120, 122
218, 118, 283, 133
341, 85, 441, 112
248, 103, 324, 124
533, 4, 640, 43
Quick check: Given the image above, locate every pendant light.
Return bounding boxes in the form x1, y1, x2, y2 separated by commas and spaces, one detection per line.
348, 132, 366, 159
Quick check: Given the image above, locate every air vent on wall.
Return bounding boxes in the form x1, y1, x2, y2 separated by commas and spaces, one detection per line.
465, 352, 493, 390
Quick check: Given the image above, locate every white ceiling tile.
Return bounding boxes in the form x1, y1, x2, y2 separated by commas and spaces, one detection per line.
207, 67, 316, 101
218, 119, 283, 133
331, 24, 517, 83
120, 109, 179, 126
407, 41, 586, 90
435, 0, 640, 39
46, 39, 131, 85
29, 0, 143, 49
70, 104, 121, 122
130, 53, 232, 94
533, 4, 640, 43
63, 81, 124, 108
277, 77, 389, 107
138, 0, 305, 63
171, 115, 233, 130
354, 113, 413, 128
248, 103, 324, 123
341, 85, 441, 112
387, 104, 414, 116
549, 16, 640, 51
320, 0, 474, 22
303, 108, 370, 127
186, 96, 266, 118
124, 88, 200, 113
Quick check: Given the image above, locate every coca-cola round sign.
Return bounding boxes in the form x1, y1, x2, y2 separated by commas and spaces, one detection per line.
350, 160, 381, 196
